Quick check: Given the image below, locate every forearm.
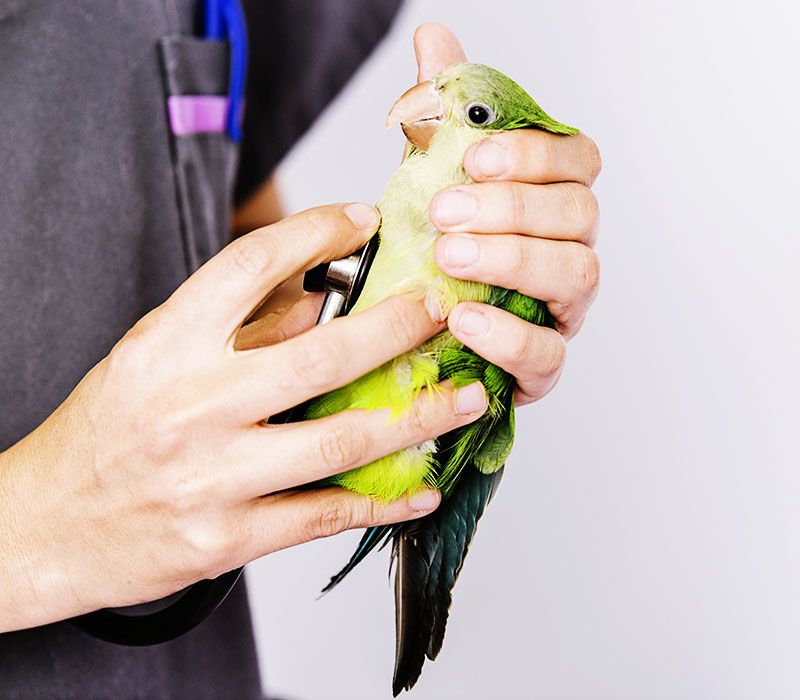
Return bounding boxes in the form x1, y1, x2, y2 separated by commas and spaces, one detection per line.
231, 175, 283, 238
0, 421, 87, 631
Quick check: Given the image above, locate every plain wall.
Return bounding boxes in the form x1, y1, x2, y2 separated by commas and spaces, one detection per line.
246, 1, 800, 698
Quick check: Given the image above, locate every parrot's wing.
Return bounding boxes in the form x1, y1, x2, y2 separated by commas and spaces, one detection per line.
436, 288, 552, 491
392, 288, 552, 694
392, 465, 504, 696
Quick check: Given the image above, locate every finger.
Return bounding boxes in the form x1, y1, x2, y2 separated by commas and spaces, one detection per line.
464, 130, 602, 187
434, 234, 600, 339
229, 295, 444, 422
241, 486, 442, 558
234, 293, 323, 350
414, 22, 467, 81
166, 203, 380, 341
232, 381, 487, 497
448, 303, 567, 405
429, 182, 600, 247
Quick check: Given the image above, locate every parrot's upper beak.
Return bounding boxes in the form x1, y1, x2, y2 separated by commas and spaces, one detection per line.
385, 80, 443, 152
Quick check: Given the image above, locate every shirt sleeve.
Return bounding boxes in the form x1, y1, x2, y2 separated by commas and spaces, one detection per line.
235, 0, 404, 204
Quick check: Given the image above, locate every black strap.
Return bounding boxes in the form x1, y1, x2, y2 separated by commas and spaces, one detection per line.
70, 568, 243, 645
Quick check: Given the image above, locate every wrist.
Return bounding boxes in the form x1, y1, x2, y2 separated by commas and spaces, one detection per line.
0, 426, 90, 631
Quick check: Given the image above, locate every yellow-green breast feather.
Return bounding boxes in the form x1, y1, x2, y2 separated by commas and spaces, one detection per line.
304, 122, 490, 501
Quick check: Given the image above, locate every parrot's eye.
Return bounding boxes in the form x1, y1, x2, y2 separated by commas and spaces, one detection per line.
465, 102, 495, 126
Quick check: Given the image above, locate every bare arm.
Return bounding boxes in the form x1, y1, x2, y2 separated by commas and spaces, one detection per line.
232, 175, 284, 236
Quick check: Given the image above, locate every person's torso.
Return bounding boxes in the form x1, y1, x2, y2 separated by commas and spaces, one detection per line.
0, 2, 261, 697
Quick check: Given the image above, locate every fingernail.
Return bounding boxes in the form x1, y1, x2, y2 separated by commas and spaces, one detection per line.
455, 307, 490, 336
442, 234, 479, 268
474, 141, 508, 178
344, 203, 380, 230
409, 489, 441, 512
456, 382, 487, 415
433, 190, 477, 227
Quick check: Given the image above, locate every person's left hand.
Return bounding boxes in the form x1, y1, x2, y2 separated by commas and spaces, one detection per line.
415, 23, 602, 405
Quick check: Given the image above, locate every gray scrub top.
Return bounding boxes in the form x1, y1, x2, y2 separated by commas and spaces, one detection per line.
0, 1, 401, 697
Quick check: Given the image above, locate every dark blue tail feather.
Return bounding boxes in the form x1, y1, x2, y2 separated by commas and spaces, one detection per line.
321, 524, 398, 595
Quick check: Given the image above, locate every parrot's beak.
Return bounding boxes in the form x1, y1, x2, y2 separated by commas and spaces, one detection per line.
386, 80, 443, 152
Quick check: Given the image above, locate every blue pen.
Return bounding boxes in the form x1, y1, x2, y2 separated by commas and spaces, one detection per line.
202, 0, 248, 142
203, 0, 222, 38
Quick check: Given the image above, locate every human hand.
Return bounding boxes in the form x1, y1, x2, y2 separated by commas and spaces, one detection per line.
0, 203, 488, 631
414, 23, 602, 405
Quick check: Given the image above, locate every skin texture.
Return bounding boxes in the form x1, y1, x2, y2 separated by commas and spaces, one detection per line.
0, 22, 601, 632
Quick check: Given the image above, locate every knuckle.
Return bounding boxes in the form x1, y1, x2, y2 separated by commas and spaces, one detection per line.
509, 324, 531, 366
570, 245, 601, 298
523, 132, 553, 178
507, 182, 531, 225
179, 518, 233, 576
308, 497, 354, 539
539, 136, 560, 178
319, 424, 369, 472
583, 190, 601, 239
566, 185, 601, 237
581, 135, 603, 183
510, 235, 532, 279
407, 395, 435, 436
360, 498, 382, 527
539, 330, 567, 376
290, 340, 341, 388
138, 409, 184, 463
108, 321, 157, 379
226, 234, 274, 279
168, 472, 214, 517
384, 300, 420, 349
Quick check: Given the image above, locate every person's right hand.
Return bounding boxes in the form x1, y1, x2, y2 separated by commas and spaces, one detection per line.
0, 203, 489, 632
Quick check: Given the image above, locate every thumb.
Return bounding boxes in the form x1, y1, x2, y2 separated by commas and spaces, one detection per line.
414, 22, 467, 82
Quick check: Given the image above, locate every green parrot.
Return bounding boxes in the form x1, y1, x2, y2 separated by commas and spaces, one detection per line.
305, 62, 577, 695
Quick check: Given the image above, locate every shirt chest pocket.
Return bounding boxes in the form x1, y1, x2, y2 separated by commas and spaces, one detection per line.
158, 35, 239, 271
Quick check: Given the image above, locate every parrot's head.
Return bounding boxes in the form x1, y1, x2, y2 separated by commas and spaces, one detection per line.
386, 62, 577, 151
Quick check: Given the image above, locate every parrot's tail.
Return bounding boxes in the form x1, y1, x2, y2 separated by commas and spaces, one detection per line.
391, 466, 504, 696
321, 524, 398, 595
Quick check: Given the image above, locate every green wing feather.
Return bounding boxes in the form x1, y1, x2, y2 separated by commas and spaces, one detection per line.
436, 288, 553, 491
389, 288, 552, 693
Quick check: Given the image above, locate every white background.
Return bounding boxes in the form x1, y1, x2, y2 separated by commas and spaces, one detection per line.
247, 1, 800, 698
